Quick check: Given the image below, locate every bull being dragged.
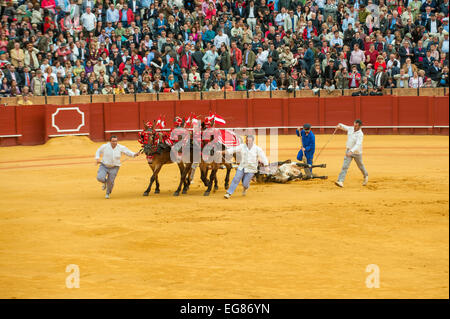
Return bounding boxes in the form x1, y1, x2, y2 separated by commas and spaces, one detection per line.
255, 160, 327, 183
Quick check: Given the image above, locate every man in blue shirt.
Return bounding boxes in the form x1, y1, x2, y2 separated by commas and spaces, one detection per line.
296, 123, 315, 168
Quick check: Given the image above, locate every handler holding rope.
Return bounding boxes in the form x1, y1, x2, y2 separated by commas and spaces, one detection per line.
95, 135, 140, 199
335, 120, 369, 188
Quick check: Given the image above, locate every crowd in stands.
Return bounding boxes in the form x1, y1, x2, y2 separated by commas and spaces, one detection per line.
0, 0, 449, 101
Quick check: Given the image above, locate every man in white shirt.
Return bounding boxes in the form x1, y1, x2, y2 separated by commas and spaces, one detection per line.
275, 7, 288, 27
213, 29, 230, 50
246, 1, 257, 32
80, 6, 97, 33
95, 136, 140, 198
330, 31, 343, 49
335, 120, 369, 187
223, 135, 269, 198
256, 46, 269, 65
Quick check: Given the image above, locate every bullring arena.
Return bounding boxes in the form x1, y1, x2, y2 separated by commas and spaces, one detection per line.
0, 94, 448, 299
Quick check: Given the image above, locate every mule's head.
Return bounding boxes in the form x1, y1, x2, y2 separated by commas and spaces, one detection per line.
142, 125, 157, 156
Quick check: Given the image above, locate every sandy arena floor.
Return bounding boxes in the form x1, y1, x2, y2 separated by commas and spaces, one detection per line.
0, 134, 448, 299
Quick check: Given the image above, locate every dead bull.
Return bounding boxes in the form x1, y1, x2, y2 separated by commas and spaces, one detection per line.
255, 160, 327, 183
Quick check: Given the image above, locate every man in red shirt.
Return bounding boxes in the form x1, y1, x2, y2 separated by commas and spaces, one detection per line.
230, 41, 242, 72
365, 44, 378, 66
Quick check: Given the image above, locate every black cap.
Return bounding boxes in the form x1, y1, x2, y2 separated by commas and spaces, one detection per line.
303, 123, 311, 130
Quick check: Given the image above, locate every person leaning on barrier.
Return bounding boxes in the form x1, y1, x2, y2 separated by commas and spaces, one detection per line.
17, 90, 33, 105
373, 66, 388, 94
352, 77, 369, 96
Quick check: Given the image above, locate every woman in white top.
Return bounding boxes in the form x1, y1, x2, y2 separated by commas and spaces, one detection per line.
68, 83, 80, 96
408, 71, 423, 88
43, 66, 57, 83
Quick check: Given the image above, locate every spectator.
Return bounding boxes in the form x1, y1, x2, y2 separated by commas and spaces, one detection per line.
10, 42, 25, 68
253, 63, 266, 87
80, 5, 96, 33
409, 71, 424, 88
403, 58, 419, 77
335, 66, 349, 89
68, 83, 80, 96
46, 76, 59, 96
348, 64, 362, 89
18, 93, 33, 105
0, 0, 446, 101
394, 68, 410, 88
202, 46, 219, 71
324, 79, 336, 93
429, 59, 443, 83
106, 3, 119, 24
0, 78, 10, 97
374, 66, 388, 90
438, 66, 449, 86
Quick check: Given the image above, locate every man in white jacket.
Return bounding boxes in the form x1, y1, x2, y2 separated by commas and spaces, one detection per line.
223, 135, 269, 199
335, 119, 369, 188
95, 135, 140, 198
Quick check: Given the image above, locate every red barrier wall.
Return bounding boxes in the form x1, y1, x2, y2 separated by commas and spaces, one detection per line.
0, 96, 448, 146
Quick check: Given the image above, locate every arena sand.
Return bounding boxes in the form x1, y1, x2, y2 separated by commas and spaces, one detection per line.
0, 134, 448, 299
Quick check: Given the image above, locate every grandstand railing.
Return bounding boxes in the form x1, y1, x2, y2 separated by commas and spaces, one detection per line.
0, 87, 448, 106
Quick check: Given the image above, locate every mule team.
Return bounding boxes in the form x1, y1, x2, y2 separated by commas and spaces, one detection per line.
138, 113, 238, 197
95, 115, 368, 199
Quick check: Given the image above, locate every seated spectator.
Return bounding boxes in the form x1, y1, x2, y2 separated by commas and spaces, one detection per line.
438, 66, 449, 87
423, 77, 434, 88
46, 77, 59, 96
394, 69, 410, 88
17, 93, 33, 105
409, 71, 424, 88
68, 83, 80, 96
323, 79, 335, 93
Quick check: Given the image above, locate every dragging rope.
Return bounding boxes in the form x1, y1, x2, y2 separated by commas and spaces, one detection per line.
122, 148, 144, 163
96, 149, 144, 166
314, 128, 338, 162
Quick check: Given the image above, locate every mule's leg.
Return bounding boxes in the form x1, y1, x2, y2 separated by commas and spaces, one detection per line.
147, 164, 163, 195
224, 163, 231, 189
182, 163, 193, 194
214, 174, 219, 191
183, 169, 191, 192
173, 163, 185, 196
200, 166, 209, 187
154, 174, 160, 194
175, 165, 190, 196
204, 167, 218, 196
143, 164, 156, 196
